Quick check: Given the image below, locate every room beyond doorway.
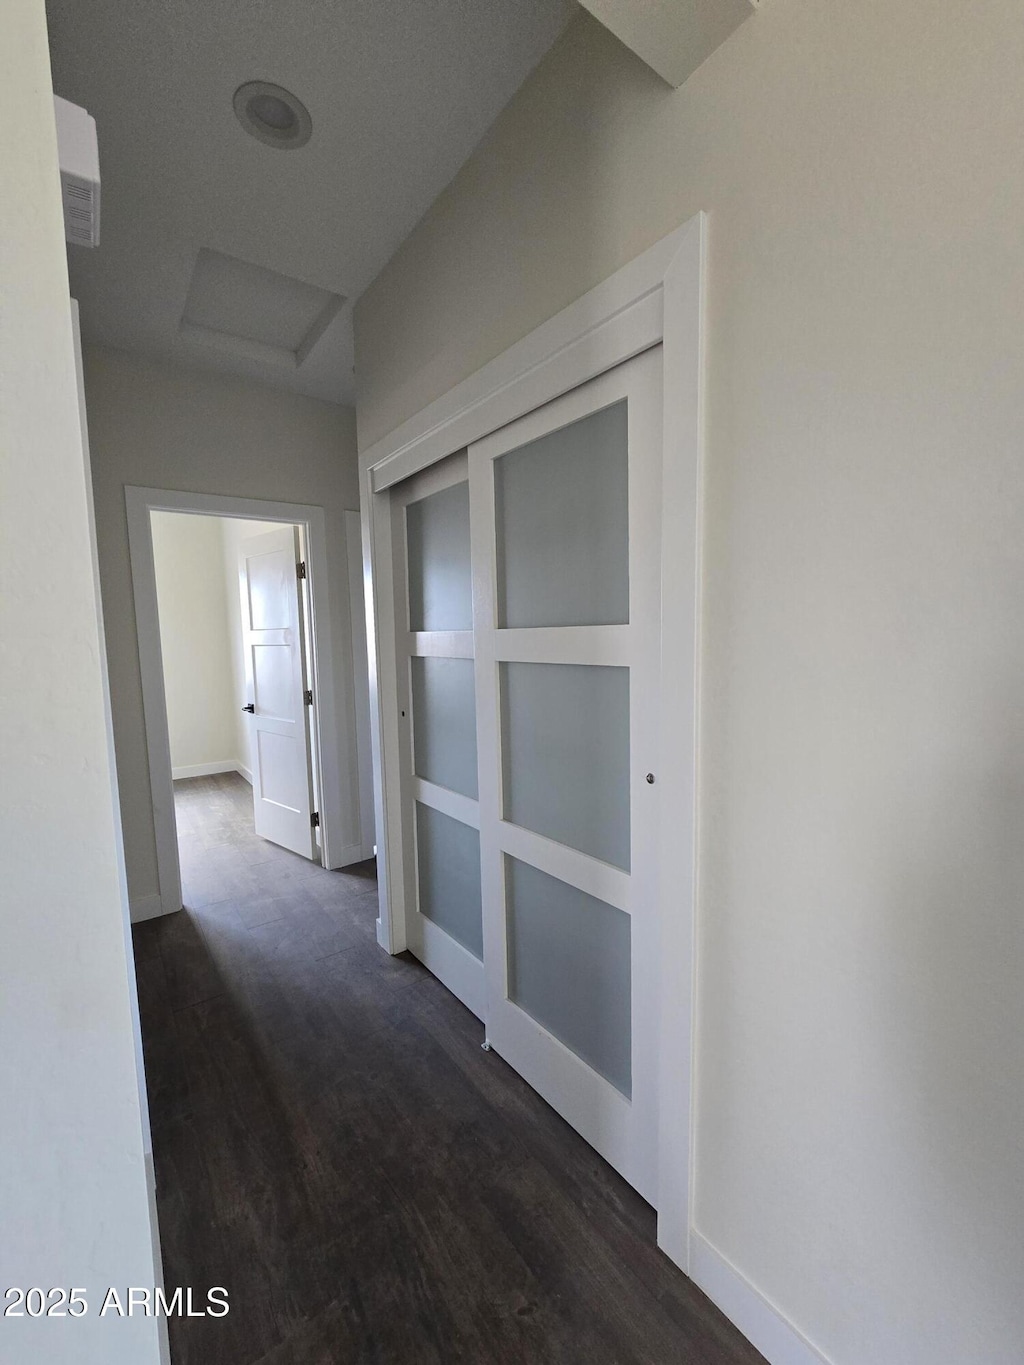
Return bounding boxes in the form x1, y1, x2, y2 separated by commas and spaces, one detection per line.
152, 510, 323, 868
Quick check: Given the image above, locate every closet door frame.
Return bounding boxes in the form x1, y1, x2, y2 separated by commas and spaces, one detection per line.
360, 214, 705, 1271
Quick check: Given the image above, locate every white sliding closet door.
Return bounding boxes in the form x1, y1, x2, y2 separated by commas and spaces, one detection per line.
470, 347, 663, 1201
393, 454, 485, 1019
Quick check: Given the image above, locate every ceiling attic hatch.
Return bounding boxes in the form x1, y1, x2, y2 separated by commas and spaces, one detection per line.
179, 248, 345, 369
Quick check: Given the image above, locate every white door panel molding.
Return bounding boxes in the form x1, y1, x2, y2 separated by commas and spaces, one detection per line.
240, 526, 317, 860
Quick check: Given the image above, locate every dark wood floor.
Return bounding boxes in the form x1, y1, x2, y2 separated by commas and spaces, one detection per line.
133, 772, 763, 1365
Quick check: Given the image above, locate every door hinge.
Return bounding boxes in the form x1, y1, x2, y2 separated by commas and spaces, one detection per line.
296, 560, 307, 579
303, 688, 313, 706
310, 811, 320, 829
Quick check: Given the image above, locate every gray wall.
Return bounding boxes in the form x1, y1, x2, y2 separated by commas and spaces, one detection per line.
354, 4, 1024, 1362
83, 345, 369, 917
0, 2, 161, 1359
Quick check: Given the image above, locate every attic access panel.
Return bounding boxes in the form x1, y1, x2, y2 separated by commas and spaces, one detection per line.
180, 248, 345, 369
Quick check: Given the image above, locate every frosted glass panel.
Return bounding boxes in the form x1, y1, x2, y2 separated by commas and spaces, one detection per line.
501, 662, 630, 870
411, 656, 478, 798
507, 857, 631, 1096
406, 482, 472, 632
495, 401, 628, 628
416, 803, 483, 960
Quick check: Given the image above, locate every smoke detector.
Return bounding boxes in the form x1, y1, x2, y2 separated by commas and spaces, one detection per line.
54, 95, 101, 247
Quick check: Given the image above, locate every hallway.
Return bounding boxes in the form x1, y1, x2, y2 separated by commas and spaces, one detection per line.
133, 774, 764, 1365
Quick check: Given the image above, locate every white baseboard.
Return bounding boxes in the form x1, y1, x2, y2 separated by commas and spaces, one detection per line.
129, 893, 165, 924
171, 759, 253, 783
171, 759, 239, 780
689, 1231, 833, 1365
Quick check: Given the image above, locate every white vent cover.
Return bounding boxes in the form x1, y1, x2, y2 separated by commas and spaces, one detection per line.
54, 95, 100, 247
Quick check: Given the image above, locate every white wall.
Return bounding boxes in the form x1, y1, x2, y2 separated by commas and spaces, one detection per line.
151, 511, 238, 775
354, 4, 1024, 1363
0, 2, 161, 1361
82, 346, 372, 917
150, 511, 280, 780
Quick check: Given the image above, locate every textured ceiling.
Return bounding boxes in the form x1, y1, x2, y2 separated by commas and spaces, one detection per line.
47, 0, 575, 405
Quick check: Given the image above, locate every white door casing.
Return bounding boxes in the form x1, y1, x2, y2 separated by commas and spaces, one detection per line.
127, 486, 372, 925
241, 526, 317, 859
361, 214, 704, 1270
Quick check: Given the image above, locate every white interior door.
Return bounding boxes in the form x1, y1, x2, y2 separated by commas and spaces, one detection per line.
240, 526, 317, 860
470, 347, 663, 1201
393, 454, 486, 1019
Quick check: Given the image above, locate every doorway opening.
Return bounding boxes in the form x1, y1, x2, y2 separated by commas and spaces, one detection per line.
127, 486, 372, 921
150, 511, 323, 899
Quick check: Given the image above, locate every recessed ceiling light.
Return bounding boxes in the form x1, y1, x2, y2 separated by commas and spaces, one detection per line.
233, 81, 311, 150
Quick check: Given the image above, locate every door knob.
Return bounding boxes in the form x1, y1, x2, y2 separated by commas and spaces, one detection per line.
242, 703, 255, 713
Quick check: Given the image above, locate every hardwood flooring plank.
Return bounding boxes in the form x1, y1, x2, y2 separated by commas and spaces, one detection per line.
131, 774, 763, 1365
